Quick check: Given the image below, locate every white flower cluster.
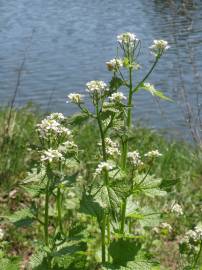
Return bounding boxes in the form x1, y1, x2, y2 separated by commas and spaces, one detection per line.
109, 92, 127, 103
59, 140, 78, 154
150, 39, 169, 56
180, 225, 202, 250
94, 161, 113, 176
86, 80, 107, 94
170, 203, 183, 216
127, 151, 143, 167
117, 32, 139, 46
106, 58, 123, 71
187, 226, 202, 242
41, 148, 64, 163
67, 93, 83, 104
153, 222, 172, 234
105, 137, 120, 157
37, 113, 71, 139
47, 113, 65, 121
160, 222, 172, 232
145, 149, 162, 158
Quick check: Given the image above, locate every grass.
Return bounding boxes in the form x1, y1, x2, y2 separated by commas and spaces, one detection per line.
0, 103, 41, 190
0, 105, 201, 269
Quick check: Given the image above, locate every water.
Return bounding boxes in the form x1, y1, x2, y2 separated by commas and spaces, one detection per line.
0, 0, 202, 140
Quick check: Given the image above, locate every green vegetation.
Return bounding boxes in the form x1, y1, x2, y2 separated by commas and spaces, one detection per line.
0, 33, 202, 270
0, 106, 201, 269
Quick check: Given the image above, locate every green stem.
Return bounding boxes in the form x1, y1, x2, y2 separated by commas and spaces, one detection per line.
57, 187, 63, 234
120, 199, 127, 234
120, 67, 133, 235
133, 55, 160, 93
96, 104, 109, 263
44, 177, 50, 246
101, 212, 106, 264
192, 241, 202, 269
107, 214, 111, 262
121, 67, 133, 170
97, 107, 107, 162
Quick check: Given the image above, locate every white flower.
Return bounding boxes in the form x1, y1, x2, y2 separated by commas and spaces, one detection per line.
106, 58, 123, 71
105, 138, 118, 148
150, 39, 169, 56
67, 93, 83, 104
171, 203, 183, 216
104, 138, 120, 157
94, 161, 113, 176
152, 226, 159, 234
195, 225, 202, 240
0, 228, 4, 240
37, 117, 72, 139
182, 225, 202, 244
47, 113, 65, 122
41, 148, 64, 163
86, 80, 107, 94
160, 222, 172, 232
109, 92, 127, 103
145, 150, 162, 158
186, 230, 198, 241
63, 140, 77, 149
37, 119, 61, 137
117, 32, 138, 46
127, 151, 143, 167
57, 127, 72, 136
59, 140, 78, 153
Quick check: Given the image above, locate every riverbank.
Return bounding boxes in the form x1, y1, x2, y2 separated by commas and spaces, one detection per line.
0, 105, 202, 269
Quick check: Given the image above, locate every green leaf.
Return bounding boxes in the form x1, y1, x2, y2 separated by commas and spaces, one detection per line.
7, 208, 35, 228
127, 260, 153, 270
127, 206, 161, 228
22, 184, 45, 197
28, 250, 47, 269
141, 83, 172, 101
143, 188, 167, 198
109, 77, 124, 90
160, 178, 180, 189
69, 113, 89, 126
21, 168, 46, 197
94, 186, 120, 213
0, 258, 20, 270
52, 242, 84, 257
22, 168, 46, 184
60, 172, 79, 186
101, 263, 126, 270
139, 213, 161, 228
135, 174, 167, 198
137, 174, 162, 189
126, 196, 139, 218
79, 194, 103, 222
109, 238, 141, 266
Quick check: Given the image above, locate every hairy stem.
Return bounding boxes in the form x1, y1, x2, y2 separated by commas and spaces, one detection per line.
101, 212, 106, 264
96, 103, 108, 263
56, 187, 63, 234
44, 177, 50, 246
107, 214, 111, 262
192, 241, 202, 269
133, 55, 160, 93
120, 67, 133, 234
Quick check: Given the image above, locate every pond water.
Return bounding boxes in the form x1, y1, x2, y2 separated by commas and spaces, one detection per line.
0, 0, 202, 140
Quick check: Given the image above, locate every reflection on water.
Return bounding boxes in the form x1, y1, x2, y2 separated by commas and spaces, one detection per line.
0, 0, 201, 140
